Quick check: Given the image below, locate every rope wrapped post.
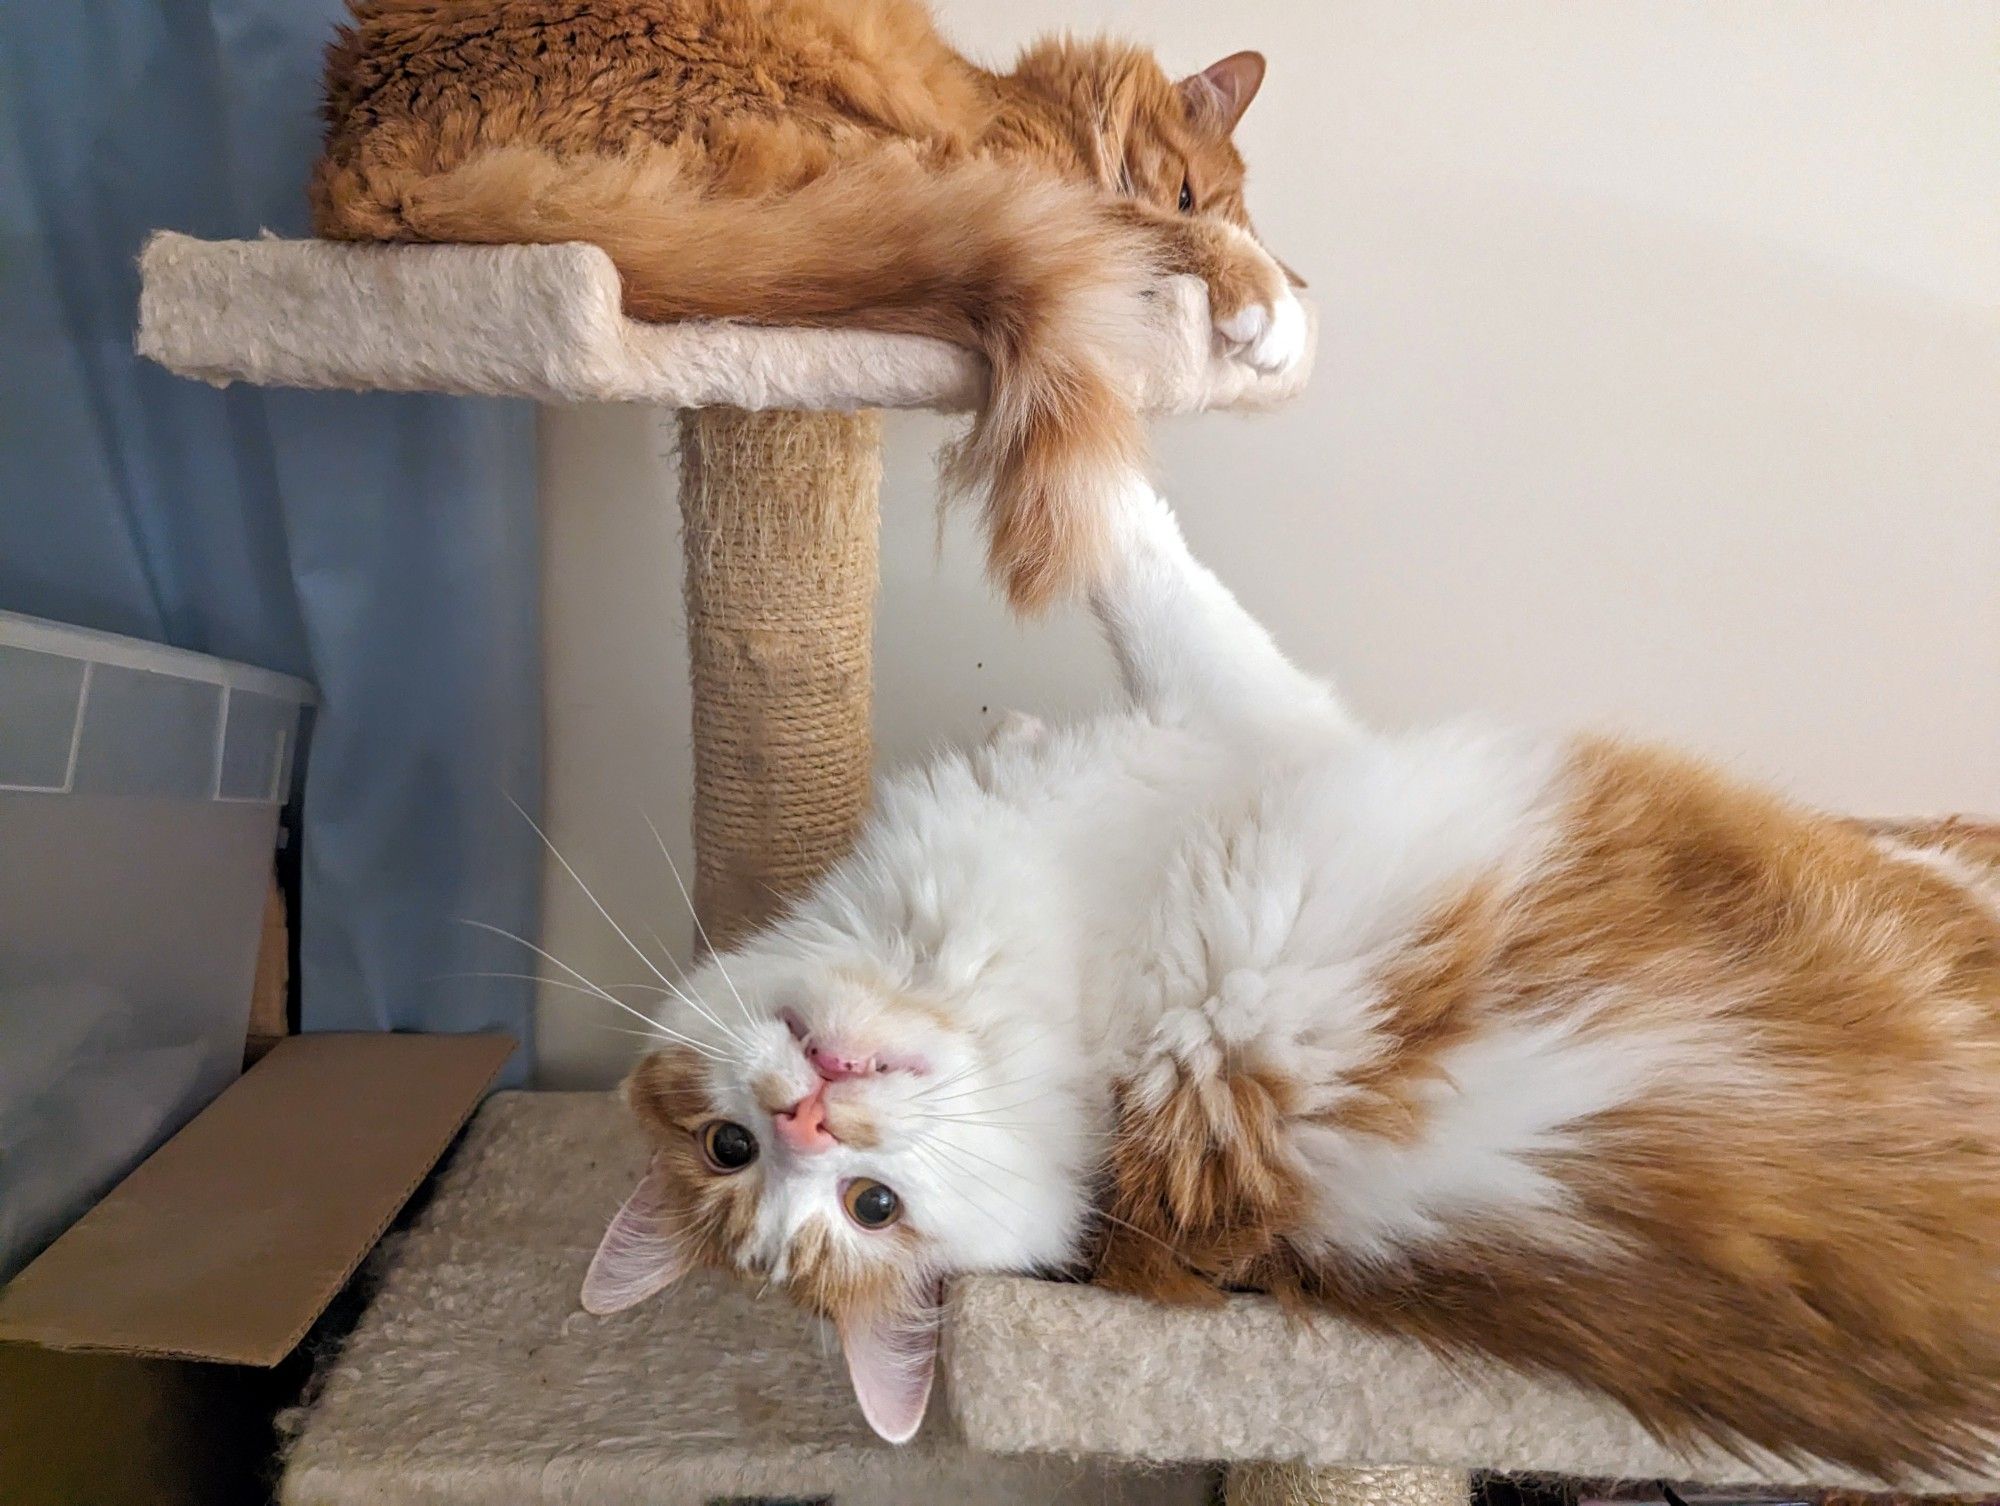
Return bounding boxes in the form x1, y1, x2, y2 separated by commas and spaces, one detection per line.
678, 411, 1468, 1506
1226, 1464, 1471, 1506
677, 406, 883, 947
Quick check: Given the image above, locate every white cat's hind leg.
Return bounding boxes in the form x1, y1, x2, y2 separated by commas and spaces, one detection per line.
985, 710, 1048, 750
1091, 478, 1357, 738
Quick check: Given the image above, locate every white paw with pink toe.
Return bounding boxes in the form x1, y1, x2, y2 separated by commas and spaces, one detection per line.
1217, 287, 1309, 375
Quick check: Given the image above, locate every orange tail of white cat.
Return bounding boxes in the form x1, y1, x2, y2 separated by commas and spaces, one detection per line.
317, 144, 1159, 610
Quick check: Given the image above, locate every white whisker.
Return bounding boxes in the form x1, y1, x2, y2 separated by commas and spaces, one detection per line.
915, 1111, 1100, 1133
643, 810, 758, 1030
580, 1021, 693, 1045
441, 968, 669, 1012
907, 1142, 1030, 1242
455, 919, 731, 1062
915, 1046, 1042, 1100
915, 1073, 1058, 1109
1088, 1208, 1187, 1261
930, 1122, 1185, 1262
640, 917, 758, 1050
442, 972, 686, 1049
926, 1132, 1034, 1187
913, 1024, 1063, 1103
504, 793, 752, 1054
644, 921, 699, 996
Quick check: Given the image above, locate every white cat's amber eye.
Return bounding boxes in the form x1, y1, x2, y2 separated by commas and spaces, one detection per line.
842, 1178, 902, 1230
699, 1120, 759, 1173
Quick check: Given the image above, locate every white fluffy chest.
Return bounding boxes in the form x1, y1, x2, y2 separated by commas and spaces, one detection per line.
1099, 726, 1637, 1254
1105, 725, 1567, 1043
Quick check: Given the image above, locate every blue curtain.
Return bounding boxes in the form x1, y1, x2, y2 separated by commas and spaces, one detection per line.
1, 1, 540, 1079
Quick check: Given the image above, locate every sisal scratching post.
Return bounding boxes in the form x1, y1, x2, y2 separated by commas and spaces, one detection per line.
677, 406, 882, 946
1226, 1464, 1470, 1506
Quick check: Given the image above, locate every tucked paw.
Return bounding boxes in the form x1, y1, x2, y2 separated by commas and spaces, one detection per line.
1217, 287, 1308, 375
986, 710, 1048, 750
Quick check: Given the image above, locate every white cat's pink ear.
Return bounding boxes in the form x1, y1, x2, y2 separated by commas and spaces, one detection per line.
1179, 51, 1267, 133
581, 1157, 691, 1314
839, 1290, 942, 1445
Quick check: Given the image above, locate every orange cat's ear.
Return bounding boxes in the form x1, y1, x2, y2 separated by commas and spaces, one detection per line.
1178, 51, 1267, 134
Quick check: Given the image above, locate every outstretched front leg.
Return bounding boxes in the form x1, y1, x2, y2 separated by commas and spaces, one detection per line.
1089, 480, 1355, 736
1108, 200, 1310, 376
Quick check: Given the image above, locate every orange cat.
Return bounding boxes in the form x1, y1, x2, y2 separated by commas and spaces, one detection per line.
313, 0, 1307, 607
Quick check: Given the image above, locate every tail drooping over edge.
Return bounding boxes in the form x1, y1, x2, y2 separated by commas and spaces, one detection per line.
314, 142, 1163, 609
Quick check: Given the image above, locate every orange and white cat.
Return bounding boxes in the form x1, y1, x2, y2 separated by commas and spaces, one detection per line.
579, 474, 2000, 1475
313, 0, 1307, 607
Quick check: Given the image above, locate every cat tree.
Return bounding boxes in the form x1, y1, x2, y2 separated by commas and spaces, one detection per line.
138, 233, 1994, 1506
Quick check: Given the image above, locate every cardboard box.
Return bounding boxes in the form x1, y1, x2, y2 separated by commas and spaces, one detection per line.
0, 1032, 514, 1505
244, 870, 293, 1065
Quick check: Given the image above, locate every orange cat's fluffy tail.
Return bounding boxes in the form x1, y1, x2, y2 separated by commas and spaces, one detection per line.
316, 143, 1160, 609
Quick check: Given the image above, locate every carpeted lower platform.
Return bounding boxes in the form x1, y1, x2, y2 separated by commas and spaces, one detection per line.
282, 1091, 1997, 1504
279, 1091, 1203, 1506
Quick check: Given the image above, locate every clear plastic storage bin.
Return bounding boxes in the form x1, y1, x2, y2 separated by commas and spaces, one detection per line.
0, 611, 314, 1279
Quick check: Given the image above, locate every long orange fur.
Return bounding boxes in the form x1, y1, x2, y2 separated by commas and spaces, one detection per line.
1097, 744, 2000, 1481
621, 756, 2000, 1478
312, 0, 1290, 607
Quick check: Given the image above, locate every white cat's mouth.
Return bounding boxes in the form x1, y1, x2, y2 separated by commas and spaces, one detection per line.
777, 1004, 935, 1080
759, 1011, 936, 1155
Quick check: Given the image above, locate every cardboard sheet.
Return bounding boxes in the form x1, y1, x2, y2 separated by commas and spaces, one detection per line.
0, 1032, 513, 1366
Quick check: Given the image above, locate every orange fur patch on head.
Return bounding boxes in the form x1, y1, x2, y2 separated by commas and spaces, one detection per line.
784, 1214, 925, 1321
1001, 35, 1256, 228
623, 1047, 760, 1267
751, 1072, 796, 1117
879, 986, 960, 1035
820, 1100, 882, 1150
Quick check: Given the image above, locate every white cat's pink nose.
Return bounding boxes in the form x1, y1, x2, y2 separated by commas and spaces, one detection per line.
774, 1090, 838, 1154
807, 1043, 875, 1081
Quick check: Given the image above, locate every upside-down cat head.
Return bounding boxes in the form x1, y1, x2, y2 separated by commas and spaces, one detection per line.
580, 868, 1100, 1443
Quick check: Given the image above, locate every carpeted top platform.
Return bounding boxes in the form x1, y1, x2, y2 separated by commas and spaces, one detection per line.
283, 1092, 1996, 1504
137, 232, 1313, 413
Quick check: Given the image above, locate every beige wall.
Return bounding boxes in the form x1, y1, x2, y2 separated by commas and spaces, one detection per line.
535, 2, 1999, 1087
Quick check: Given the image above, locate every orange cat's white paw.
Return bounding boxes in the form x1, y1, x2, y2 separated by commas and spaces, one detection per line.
1216, 288, 1308, 375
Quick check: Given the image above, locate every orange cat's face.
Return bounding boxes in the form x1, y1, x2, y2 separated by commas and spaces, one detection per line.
1118, 51, 1266, 230
1009, 41, 1272, 232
